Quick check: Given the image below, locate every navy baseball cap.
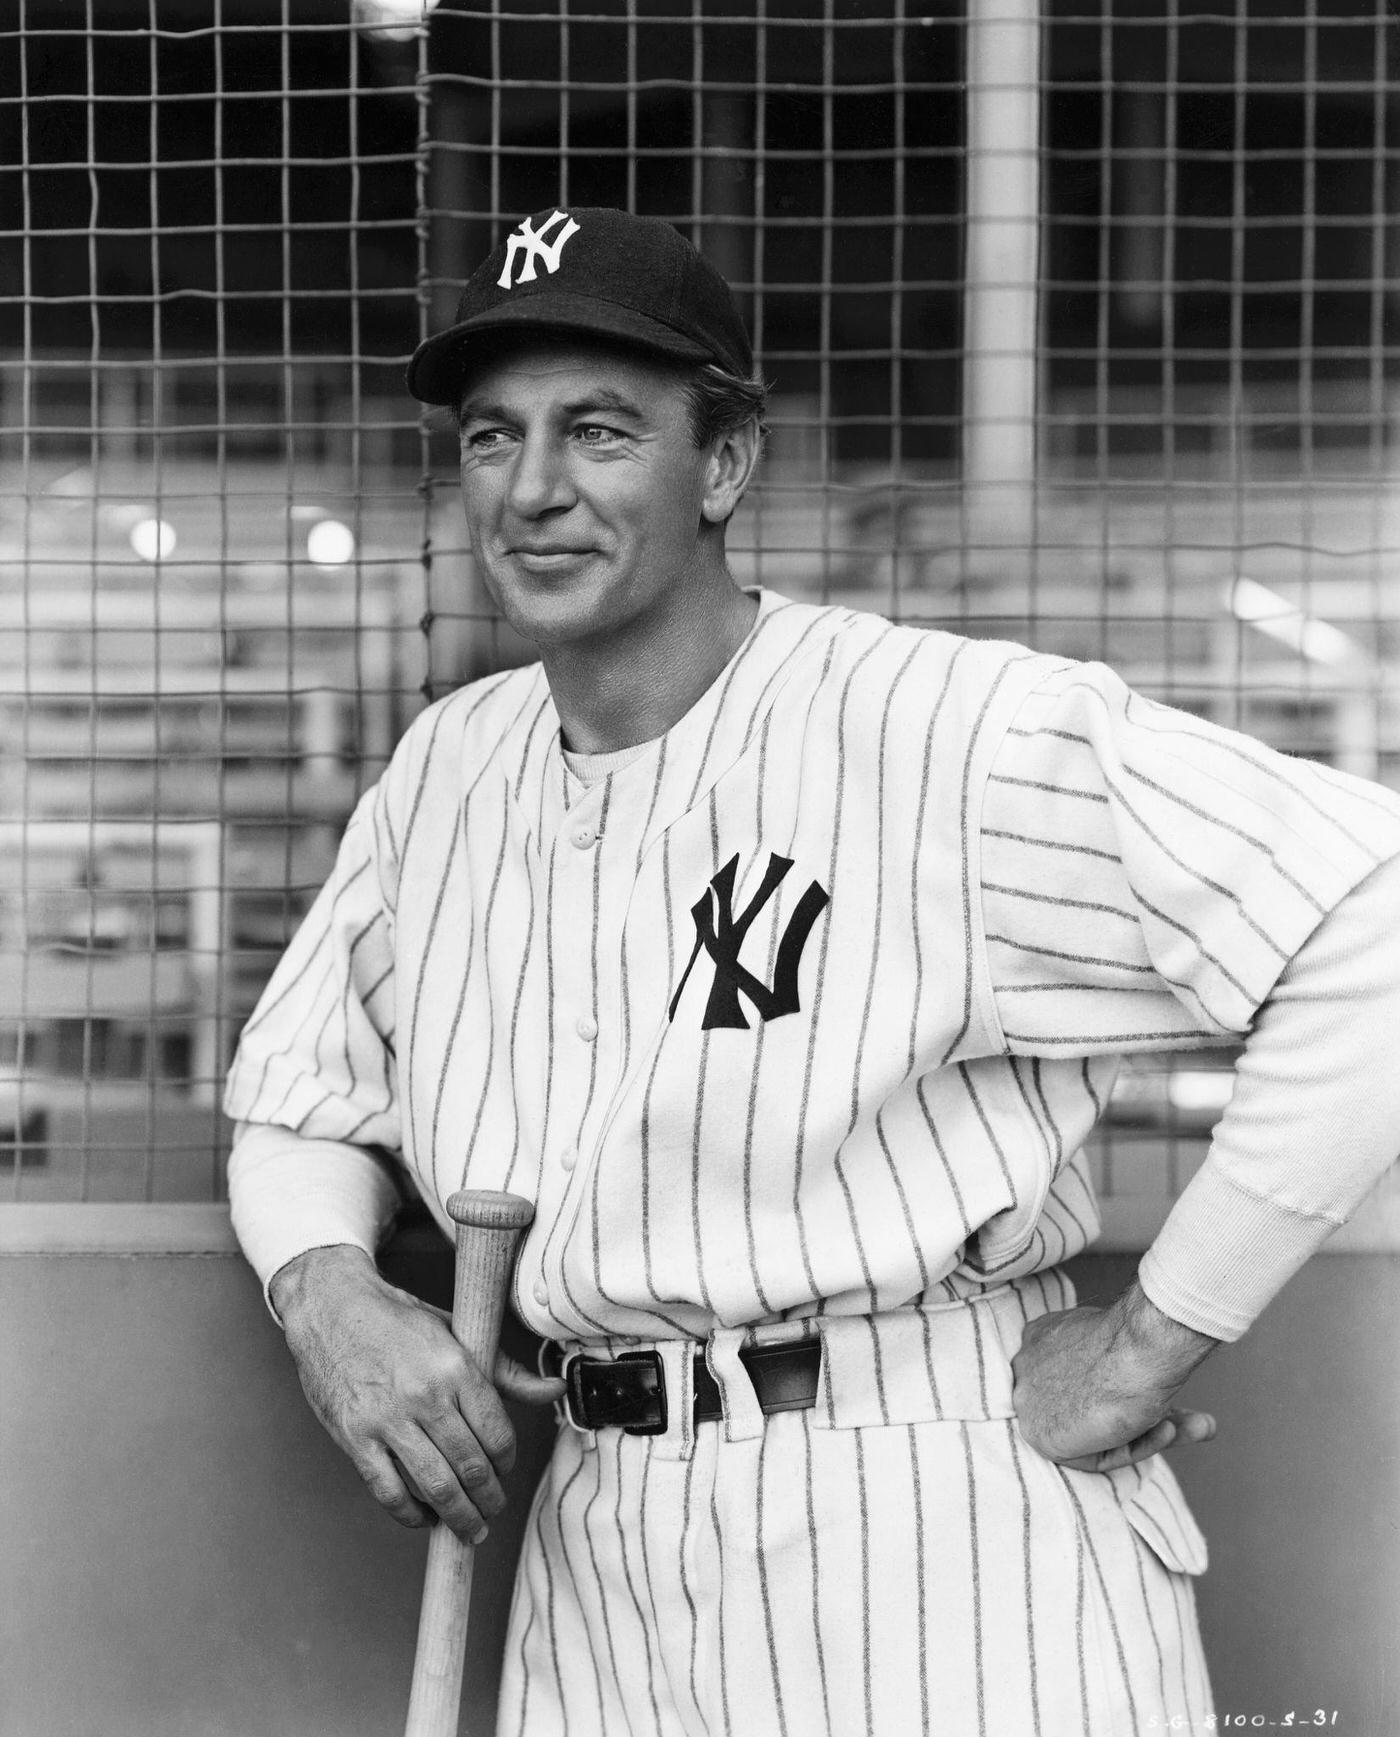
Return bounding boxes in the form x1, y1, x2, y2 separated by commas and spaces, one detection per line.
407, 206, 753, 408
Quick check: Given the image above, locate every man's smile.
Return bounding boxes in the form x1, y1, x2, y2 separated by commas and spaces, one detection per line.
506, 545, 597, 573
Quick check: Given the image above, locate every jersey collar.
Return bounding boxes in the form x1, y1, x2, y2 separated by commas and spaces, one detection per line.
497, 589, 842, 857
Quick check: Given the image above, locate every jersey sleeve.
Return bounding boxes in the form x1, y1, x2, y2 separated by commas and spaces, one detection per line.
222, 777, 406, 1299
1138, 853, 1400, 1339
223, 779, 401, 1146
979, 660, 1400, 1050
979, 661, 1400, 1339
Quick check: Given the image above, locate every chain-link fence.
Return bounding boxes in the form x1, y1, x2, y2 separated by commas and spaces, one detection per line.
3, 0, 1396, 1233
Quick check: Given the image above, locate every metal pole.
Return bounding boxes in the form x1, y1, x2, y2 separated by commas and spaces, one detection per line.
963, 0, 1042, 559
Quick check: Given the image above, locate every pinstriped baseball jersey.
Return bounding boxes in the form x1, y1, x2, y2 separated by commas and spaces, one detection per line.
223, 587, 1400, 1346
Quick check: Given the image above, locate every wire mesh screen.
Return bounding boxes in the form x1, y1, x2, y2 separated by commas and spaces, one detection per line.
2, 2, 430, 1200
3, 1, 1396, 1231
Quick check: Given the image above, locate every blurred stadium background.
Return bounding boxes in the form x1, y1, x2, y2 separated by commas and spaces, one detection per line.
2, 0, 1397, 1235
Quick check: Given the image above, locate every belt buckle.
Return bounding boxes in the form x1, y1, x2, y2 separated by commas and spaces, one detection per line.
563, 1349, 669, 1437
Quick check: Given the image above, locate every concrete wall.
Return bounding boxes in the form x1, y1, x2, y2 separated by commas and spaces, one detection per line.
2, 1237, 1395, 1736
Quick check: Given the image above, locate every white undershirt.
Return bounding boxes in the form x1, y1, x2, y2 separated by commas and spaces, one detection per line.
561, 740, 653, 785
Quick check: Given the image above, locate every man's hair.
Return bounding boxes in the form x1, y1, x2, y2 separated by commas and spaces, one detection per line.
451, 332, 768, 453
679, 363, 769, 452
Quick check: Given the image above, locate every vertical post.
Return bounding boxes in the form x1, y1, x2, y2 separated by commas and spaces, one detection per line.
185, 822, 225, 1111
427, 82, 483, 336
1116, 88, 1167, 331
423, 45, 496, 685
963, 0, 1042, 560
702, 90, 753, 329
1333, 688, 1380, 783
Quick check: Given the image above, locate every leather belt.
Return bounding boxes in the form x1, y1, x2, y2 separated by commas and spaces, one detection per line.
557, 1339, 822, 1436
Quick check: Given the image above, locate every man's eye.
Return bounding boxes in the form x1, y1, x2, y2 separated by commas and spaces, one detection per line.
464, 427, 509, 451
576, 424, 622, 446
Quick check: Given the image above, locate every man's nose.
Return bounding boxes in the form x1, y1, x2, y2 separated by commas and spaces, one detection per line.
506, 431, 575, 519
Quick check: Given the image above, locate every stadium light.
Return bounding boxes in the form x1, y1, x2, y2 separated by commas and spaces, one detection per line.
129, 518, 177, 562
1229, 577, 1359, 668
307, 520, 356, 567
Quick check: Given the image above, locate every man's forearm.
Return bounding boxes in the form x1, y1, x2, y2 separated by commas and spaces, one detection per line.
1107, 1276, 1219, 1385
268, 1241, 382, 1328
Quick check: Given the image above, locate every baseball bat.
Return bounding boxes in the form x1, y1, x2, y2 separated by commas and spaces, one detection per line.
403, 1188, 535, 1737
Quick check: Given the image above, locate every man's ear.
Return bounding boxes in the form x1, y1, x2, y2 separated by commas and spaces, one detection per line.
700, 418, 762, 525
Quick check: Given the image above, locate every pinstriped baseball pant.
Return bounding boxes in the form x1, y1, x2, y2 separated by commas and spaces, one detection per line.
497, 1277, 1213, 1737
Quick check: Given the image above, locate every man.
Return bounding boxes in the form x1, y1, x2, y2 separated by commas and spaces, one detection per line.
226, 207, 1400, 1735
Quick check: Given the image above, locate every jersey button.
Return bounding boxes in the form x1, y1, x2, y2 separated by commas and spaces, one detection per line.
559, 1147, 576, 1171
570, 823, 598, 849
575, 1014, 598, 1042
532, 1279, 549, 1307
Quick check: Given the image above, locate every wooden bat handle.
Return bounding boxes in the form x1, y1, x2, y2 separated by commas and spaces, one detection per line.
403, 1189, 535, 1737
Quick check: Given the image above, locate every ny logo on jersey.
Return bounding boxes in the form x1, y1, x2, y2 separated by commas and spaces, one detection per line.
497, 210, 581, 290
668, 852, 830, 1031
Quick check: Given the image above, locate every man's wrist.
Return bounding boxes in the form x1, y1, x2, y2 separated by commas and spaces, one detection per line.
1109, 1277, 1220, 1384
267, 1242, 378, 1327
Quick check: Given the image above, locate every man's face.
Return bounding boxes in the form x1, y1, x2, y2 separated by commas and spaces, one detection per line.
457, 339, 718, 653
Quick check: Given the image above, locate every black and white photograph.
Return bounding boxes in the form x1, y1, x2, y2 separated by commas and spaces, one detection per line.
1, 1, 1397, 1733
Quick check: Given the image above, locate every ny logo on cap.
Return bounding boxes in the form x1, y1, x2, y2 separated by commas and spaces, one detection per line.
497, 209, 581, 290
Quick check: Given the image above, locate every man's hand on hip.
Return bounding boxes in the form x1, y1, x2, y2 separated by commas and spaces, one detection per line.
270, 1244, 564, 1543
1011, 1278, 1219, 1473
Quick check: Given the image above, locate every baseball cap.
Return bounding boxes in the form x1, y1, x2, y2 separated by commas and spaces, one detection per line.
406, 206, 753, 408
